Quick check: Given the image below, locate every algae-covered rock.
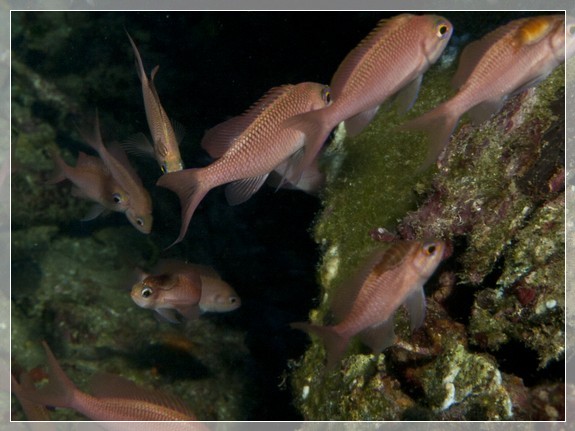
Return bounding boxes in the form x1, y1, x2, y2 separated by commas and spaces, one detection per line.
292, 58, 565, 420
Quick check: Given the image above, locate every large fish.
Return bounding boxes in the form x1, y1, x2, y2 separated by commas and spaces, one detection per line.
402, 14, 568, 167
79, 114, 153, 233
131, 259, 241, 322
292, 240, 445, 369
283, 14, 453, 183
126, 32, 184, 173
11, 342, 200, 422
157, 82, 331, 245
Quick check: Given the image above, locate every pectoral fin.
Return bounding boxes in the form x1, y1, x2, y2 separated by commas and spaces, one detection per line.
404, 286, 426, 331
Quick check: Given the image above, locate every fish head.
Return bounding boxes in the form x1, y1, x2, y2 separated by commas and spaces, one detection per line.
310, 84, 332, 111
160, 157, 185, 174
199, 278, 241, 313
126, 207, 153, 234
420, 15, 453, 66
410, 240, 446, 279
130, 273, 176, 309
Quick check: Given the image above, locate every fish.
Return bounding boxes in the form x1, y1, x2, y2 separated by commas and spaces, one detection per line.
282, 14, 453, 184
401, 14, 567, 167
78, 113, 153, 233
48, 148, 130, 221
126, 32, 185, 173
11, 341, 200, 422
292, 240, 445, 369
131, 259, 241, 322
157, 82, 331, 245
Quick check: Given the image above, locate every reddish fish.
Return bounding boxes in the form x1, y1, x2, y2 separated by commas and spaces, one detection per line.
11, 342, 198, 421
126, 32, 184, 173
292, 240, 445, 369
49, 149, 130, 221
131, 259, 241, 322
79, 114, 153, 233
402, 14, 567, 167
283, 14, 453, 183
157, 82, 331, 245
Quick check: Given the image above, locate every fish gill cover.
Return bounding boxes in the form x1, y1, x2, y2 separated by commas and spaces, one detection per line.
10, 11, 566, 421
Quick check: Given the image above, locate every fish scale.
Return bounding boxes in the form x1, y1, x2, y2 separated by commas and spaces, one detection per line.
157, 82, 331, 246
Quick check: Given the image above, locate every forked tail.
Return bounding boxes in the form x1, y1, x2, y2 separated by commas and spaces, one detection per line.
156, 168, 208, 247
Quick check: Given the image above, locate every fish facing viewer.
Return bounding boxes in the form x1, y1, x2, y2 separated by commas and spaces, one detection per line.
78, 114, 153, 233
283, 14, 453, 183
126, 32, 184, 173
131, 259, 241, 322
292, 240, 445, 369
402, 14, 567, 167
157, 82, 331, 245
11, 342, 198, 421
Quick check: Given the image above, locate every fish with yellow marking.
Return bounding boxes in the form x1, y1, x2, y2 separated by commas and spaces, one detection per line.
126, 32, 184, 173
11, 342, 203, 423
131, 259, 241, 322
282, 14, 453, 184
401, 14, 568, 167
157, 82, 331, 246
292, 240, 445, 369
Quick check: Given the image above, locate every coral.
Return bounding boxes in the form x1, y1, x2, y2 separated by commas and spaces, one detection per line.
293, 59, 565, 419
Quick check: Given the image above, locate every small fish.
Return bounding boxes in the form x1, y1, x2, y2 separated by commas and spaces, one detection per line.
79, 114, 153, 233
292, 240, 445, 369
126, 32, 184, 173
401, 14, 567, 167
157, 82, 331, 245
48, 149, 129, 221
131, 259, 241, 322
11, 342, 199, 422
282, 14, 453, 183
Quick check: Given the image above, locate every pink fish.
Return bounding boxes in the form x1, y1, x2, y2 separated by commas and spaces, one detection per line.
78, 114, 153, 233
131, 259, 241, 322
126, 32, 184, 173
402, 14, 567, 167
283, 14, 453, 183
11, 342, 199, 422
292, 240, 445, 369
157, 82, 331, 245
49, 149, 130, 221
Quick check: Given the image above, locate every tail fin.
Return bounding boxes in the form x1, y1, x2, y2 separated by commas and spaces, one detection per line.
291, 322, 348, 369
399, 104, 460, 170
12, 342, 78, 410
156, 168, 208, 247
282, 109, 332, 186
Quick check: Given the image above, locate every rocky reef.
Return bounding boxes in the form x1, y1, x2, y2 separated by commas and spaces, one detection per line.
292, 64, 565, 420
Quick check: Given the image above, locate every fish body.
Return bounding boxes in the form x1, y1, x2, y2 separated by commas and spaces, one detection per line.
49, 149, 126, 217
127, 32, 184, 173
79, 114, 153, 233
131, 259, 241, 321
283, 14, 453, 183
12, 342, 198, 421
292, 240, 445, 368
402, 14, 567, 166
157, 82, 331, 245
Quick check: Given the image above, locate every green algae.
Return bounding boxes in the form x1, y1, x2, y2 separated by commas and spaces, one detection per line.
293, 60, 565, 420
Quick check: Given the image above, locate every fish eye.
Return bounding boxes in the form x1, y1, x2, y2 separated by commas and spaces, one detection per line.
112, 193, 122, 204
136, 218, 144, 226
141, 286, 153, 298
322, 87, 332, 104
424, 243, 437, 255
230, 297, 237, 304
436, 23, 449, 38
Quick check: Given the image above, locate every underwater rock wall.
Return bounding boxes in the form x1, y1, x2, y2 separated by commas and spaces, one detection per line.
292, 65, 565, 420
